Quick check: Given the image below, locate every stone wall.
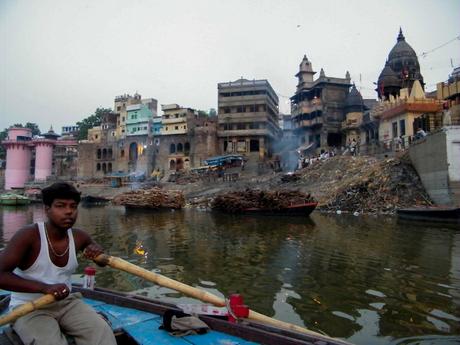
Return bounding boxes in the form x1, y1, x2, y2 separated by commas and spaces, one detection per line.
409, 126, 460, 206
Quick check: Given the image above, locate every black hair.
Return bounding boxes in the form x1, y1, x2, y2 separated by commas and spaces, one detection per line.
41, 182, 81, 206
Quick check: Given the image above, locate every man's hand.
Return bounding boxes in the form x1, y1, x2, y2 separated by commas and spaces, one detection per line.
84, 243, 107, 266
42, 283, 70, 300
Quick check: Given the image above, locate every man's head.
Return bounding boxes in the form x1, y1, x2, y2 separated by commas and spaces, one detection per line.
42, 182, 81, 206
42, 183, 81, 229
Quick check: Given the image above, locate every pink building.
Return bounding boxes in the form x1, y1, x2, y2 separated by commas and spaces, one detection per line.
1, 127, 74, 190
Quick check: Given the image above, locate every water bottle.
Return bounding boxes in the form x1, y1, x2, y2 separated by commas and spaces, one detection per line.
83, 266, 96, 289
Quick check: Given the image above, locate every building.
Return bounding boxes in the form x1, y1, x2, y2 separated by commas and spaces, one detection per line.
113, 93, 142, 138
437, 66, 460, 126
2, 127, 78, 189
61, 125, 79, 137
290, 55, 352, 150
156, 104, 196, 171
376, 28, 425, 100
217, 78, 281, 160
372, 80, 442, 149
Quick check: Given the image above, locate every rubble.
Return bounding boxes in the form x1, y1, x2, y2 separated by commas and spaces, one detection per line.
112, 187, 185, 209
211, 189, 316, 213
286, 153, 432, 214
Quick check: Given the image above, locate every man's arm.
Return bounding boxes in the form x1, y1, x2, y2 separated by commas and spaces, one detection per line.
0, 228, 69, 299
73, 229, 106, 264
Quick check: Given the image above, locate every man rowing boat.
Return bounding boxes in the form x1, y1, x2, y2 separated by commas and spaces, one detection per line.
0, 182, 116, 345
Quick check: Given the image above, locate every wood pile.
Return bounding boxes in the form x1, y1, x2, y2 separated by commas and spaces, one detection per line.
112, 187, 185, 209
212, 189, 316, 213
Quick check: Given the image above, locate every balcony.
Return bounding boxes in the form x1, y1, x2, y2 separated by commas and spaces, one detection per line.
342, 118, 362, 130
291, 100, 323, 115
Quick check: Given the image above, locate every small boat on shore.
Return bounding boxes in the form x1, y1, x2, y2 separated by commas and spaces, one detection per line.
0, 286, 350, 345
0, 194, 31, 206
397, 207, 460, 224
242, 202, 318, 216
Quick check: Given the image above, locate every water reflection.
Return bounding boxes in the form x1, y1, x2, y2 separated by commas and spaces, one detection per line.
0, 205, 459, 344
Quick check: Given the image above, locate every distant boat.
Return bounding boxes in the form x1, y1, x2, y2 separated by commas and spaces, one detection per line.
397, 207, 460, 224
81, 195, 111, 207
242, 202, 318, 216
0, 194, 31, 206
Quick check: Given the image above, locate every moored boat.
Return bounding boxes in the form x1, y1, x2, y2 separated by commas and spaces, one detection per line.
397, 207, 460, 223
0, 286, 350, 345
242, 202, 318, 216
0, 194, 31, 206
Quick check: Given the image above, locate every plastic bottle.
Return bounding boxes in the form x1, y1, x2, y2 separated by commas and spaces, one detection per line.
83, 266, 96, 289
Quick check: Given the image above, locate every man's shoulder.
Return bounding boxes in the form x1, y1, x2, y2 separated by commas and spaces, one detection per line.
9, 223, 39, 245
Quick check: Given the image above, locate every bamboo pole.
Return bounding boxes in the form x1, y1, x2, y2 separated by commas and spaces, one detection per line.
95, 254, 352, 345
0, 294, 55, 326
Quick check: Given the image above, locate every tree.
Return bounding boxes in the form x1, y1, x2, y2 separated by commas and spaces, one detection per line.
197, 110, 208, 117
209, 108, 217, 117
76, 107, 112, 140
25, 122, 41, 136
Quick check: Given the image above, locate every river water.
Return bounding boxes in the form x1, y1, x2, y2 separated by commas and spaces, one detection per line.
0, 204, 459, 345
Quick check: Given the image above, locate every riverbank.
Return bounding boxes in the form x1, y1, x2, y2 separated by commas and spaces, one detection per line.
77, 153, 432, 215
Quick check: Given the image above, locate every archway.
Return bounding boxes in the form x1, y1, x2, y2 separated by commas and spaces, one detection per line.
129, 142, 138, 161
169, 159, 176, 171
176, 158, 184, 171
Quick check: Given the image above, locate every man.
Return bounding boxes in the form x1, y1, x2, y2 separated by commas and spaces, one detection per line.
0, 182, 116, 345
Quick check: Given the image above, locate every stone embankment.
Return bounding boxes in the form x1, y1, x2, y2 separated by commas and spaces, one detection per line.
77, 153, 431, 215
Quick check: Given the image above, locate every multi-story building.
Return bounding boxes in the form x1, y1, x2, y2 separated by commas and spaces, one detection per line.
156, 104, 195, 171
290, 55, 351, 150
217, 78, 281, 160
113, 93, 142, 138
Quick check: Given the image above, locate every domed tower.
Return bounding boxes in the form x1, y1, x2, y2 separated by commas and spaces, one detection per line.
345, 84, 364, 113
377, 28, 424, 99
296, 55, 316, 92
377, 61, 401, 100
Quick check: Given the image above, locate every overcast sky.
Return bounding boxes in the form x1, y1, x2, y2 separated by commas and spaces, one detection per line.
1, 0, 459, 134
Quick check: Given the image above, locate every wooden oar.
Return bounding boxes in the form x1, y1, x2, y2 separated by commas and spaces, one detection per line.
94, 254, 352, 345
0, 294, 55, 326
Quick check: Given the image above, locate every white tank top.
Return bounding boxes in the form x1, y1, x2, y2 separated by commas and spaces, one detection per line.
9, 222, 78, 309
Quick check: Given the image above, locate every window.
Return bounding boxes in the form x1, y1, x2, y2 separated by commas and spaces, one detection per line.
170, 143, 176, 153
120, 149, 125, 157
399, 119, 406, 136
96, 163, 101, 171
97, 149, 101, 159
175, 126, 179, 130
177, 143, 183, 152
224, 107, 230, 114
392, 122, 398, 138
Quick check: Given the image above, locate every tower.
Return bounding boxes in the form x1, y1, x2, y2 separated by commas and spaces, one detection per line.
296, 55, 316, 92
3, 128, 33, 190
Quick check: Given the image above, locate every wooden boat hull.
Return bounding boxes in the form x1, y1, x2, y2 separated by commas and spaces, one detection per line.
397, 207, 460, 223
242, 202, 318, 216
0, 197, 30, 206
0, 286, 349, 345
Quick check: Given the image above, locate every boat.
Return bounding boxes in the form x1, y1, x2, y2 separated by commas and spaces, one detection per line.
0, 286, 350, 345
81, 195, 111, 207
242, 202, 318, 216
0, 194, 31, 206
397, 207, 460, 224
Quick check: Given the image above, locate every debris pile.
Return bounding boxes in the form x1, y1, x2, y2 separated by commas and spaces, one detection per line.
113, 187, 185, 209
212, 189, 316, 213
289, 154, 432, 214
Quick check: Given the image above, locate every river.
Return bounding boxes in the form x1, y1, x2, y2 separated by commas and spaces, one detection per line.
0, 204, 459, 345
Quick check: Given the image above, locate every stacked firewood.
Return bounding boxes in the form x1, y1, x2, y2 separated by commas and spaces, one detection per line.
212, 189, 315, 213
113, 187, 185, 209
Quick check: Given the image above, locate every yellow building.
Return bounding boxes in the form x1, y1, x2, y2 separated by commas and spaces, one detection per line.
372, 80, 442, 148
436, 67, 460, 126
160, 104, 193, 135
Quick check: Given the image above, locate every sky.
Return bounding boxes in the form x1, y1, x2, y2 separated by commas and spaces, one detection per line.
1, 0, 459, 134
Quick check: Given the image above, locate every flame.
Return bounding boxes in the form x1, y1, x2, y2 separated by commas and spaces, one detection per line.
134, 241, 146, 256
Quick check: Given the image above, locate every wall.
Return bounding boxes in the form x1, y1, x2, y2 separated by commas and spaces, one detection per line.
409, 126, 460, 206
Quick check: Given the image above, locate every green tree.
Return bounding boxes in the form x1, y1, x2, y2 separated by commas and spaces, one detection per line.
25, 122, 41, 136
76, 107, 112, 140
209, 108, 217, 117
197, 110, 208, 117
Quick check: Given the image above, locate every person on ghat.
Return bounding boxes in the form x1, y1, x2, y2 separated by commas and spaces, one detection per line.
0, 182, 116, 345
